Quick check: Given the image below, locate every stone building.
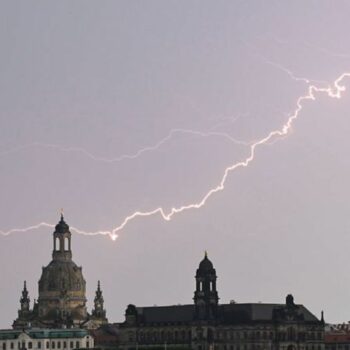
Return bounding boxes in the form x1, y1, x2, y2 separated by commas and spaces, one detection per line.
118, 253, 325, 350
12, 215, 108, 330
325, 323, 350, 350
0, 328, 93, 350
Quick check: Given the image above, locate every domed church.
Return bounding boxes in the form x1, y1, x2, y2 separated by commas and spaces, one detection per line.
13, 215, 108, 329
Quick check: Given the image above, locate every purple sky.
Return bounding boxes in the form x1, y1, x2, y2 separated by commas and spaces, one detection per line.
1, 0, 350, 327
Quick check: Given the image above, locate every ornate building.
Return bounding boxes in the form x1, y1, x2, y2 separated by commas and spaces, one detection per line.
13, 215, 108, 329
118, 253, 325, 350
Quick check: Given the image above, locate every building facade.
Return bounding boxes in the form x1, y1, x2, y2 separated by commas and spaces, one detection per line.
325, 323, 350, 350
12, 215, 108, 330
0, 328, 93, 350
118, 253, 325, 350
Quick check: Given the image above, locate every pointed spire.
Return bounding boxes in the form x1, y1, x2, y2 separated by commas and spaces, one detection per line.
22, 281, 28, 298
95, 281, 103, 300
20, 281, 30, 311
204, 250, 208, 258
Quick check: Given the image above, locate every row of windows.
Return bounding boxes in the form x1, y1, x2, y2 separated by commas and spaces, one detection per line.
137, 329, 191, 343
197, 345, 324, 350
1, 341, 88, 350
215, 330, 323, 341
136, 329, 323, 343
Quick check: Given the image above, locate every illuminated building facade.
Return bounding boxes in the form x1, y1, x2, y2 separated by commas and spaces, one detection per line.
0, 329, 93, 350
12, 216, 107, 330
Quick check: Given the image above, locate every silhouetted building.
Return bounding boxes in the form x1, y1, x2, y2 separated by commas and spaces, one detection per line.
12, 215, 108, 329
118, 253, 325, 350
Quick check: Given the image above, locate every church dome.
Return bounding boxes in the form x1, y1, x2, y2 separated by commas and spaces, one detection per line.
36, 215, 88, 325
39, 259, 86, 294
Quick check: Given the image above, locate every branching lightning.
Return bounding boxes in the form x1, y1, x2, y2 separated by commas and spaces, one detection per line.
0, 120, 249, 164
1, 72, 349, 241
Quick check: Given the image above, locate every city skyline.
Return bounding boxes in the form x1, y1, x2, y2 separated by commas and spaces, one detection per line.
1, 0, 350, 328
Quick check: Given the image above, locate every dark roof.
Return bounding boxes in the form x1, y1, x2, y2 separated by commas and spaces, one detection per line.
136, 305, 195, 324
134, 303, 320, 325
221, 303, 319, 324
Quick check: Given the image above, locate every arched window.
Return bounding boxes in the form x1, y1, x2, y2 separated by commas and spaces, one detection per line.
55, 237, 60, 251
64, 237, 69, 251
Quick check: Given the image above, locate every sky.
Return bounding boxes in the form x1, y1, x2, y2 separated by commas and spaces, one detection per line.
1, 0, 350, 327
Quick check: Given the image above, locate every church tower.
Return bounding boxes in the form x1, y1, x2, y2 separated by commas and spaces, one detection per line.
13, 281, 33, 328
36, 214, 87, 328
193, 252, 219, 319
90, 281, 108, 327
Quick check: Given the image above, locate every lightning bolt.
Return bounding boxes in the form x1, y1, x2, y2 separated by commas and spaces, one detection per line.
0, 125, 249, 164
264, 60, 328, 85
1, 73, 349, 241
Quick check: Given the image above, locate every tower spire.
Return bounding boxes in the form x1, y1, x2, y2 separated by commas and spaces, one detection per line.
20, 281, 30, 312
91, 281, 107, 325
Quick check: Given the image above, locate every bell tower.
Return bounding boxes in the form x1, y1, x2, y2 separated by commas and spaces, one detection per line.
193, 252, 219, 319
52, 213, 72, 261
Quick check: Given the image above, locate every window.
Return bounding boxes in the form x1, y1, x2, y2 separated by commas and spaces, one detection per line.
10, 343, 14, 350
57, 342, 61, 349
28, 343, 32, 349
2, 343, 6, 350
70, 342, 73, 349
38, 343, 41, 349
86, 343, 89, 349
46, 342, 50, 348
63, 342, 66, 349
52, 342, 55, 349
76, 341, 79, 349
